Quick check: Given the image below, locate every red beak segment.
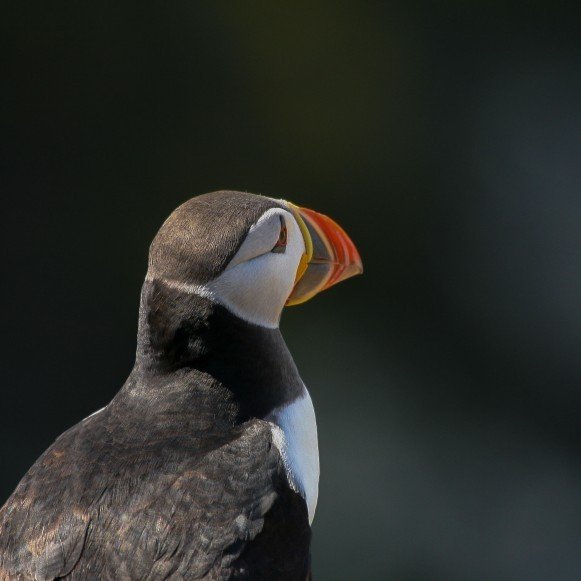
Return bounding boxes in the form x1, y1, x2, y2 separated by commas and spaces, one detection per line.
286, 205, 363, 306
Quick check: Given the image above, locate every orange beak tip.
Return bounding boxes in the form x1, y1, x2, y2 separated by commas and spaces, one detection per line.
285, 202, 363, 305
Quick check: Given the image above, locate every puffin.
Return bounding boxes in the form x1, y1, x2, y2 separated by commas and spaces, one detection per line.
0, 190, 362, 580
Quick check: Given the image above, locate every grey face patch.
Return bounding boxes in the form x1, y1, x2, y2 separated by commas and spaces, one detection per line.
197, 207, 305, 328
148, 191, 284, 285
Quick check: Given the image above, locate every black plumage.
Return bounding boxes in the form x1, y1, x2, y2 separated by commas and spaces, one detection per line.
0, 192, 312, 580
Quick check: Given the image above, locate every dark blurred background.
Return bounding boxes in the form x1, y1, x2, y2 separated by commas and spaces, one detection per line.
2, 2, 580, 579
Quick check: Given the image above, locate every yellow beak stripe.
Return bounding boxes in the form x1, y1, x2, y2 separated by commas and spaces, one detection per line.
287, 202, 313, 284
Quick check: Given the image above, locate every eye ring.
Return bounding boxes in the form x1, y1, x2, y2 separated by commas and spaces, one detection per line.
271, 216, 287, 254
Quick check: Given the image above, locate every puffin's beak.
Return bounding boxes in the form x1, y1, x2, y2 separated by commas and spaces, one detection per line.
286, 203, 363, 306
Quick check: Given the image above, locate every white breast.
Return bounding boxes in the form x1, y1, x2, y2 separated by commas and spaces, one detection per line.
265, 387, 320, 524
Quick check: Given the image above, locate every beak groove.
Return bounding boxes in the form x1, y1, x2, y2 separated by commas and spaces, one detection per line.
286, 203, 363, 306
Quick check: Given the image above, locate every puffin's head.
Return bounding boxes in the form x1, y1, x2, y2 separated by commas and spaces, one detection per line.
146, 191, 362, 328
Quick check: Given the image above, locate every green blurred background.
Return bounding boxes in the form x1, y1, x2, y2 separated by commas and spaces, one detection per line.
1, 3, 580, 579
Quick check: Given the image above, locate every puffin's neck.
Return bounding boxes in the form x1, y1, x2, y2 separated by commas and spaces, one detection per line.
122, 278, 304, 423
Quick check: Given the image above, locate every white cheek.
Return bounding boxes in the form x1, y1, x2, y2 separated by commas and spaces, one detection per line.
206, 253, 295, 327
204, 212, 305, 328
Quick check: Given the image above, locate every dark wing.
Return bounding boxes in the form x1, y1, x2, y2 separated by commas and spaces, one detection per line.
0, 410, 311, 580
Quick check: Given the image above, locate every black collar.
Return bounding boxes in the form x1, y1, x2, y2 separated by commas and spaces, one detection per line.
115, 278, 304, 425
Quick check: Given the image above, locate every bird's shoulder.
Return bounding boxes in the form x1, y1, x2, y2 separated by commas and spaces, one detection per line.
0, 408, 309, 580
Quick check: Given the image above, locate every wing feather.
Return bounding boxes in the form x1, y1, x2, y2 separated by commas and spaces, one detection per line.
0, 410, 310, 580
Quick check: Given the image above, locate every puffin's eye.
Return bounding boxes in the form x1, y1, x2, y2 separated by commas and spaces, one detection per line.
271, 216, 287, 254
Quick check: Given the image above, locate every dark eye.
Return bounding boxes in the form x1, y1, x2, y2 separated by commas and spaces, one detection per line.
271, 216, 287, 254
